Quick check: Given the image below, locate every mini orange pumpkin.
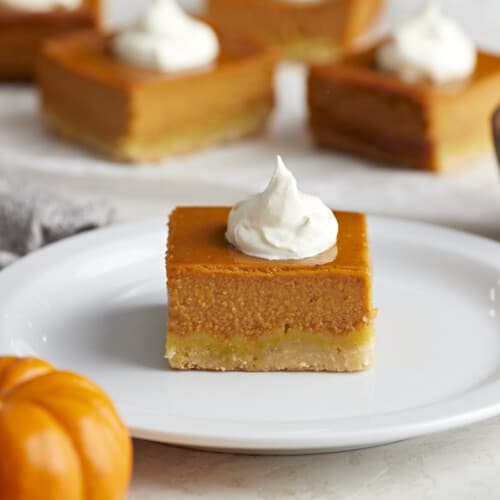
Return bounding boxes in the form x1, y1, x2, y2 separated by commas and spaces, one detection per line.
0, 356, 132, 500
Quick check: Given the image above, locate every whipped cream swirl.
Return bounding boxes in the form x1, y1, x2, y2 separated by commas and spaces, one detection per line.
226, 156, 338, 260
377, 1, 476, 84
112, 0, 219, 73
0, 0, 81, 11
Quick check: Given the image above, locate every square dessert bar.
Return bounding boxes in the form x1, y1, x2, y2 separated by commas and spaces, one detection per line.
166, 207, 375, 372
38, 28, 276, 163
0, 1, 100, 80
206, 0, 382, 62
308, 45, 500, 172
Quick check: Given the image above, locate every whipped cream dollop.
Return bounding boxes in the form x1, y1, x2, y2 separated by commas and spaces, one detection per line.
226, 156, 338, 261
0, 0, 80, 11
112, 0, 219, 73
376, 1, 476, 84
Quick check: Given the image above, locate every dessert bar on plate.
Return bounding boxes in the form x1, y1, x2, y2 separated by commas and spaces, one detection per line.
166, 157, 375, 372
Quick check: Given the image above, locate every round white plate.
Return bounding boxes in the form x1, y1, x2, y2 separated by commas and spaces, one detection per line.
1, 217, 500, 454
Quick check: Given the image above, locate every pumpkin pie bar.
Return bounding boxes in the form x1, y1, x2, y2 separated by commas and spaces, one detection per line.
309, 46, 500, 172
37, 27, 276, 163
166, 207, 375, 372
206, 0, 382, 62
0, 1, 100, 81
308, 1, 500, 173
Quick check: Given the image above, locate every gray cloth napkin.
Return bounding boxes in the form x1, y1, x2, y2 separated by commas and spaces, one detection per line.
0, 174, 114, 269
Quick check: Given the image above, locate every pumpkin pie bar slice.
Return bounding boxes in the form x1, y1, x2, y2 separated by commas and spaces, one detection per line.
206, 0, 383, 62
166, 207, 375, 372
308, 2, 500, 172
308, 46, 500, 172
37, 27, 276, 163
0, 1, 100, 81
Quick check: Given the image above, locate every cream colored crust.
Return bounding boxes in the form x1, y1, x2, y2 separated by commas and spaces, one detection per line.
42, 101, 273, 164
279, 39, 341, 63
166, 324, 375, 372
433, 129, 494, 174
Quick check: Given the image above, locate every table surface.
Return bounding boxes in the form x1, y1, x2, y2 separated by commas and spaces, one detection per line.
3, 0, 500, 498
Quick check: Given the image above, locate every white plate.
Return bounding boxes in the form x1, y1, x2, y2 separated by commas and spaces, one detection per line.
1, 217, 500, 454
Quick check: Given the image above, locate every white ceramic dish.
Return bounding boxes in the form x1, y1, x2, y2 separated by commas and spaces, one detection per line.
1, 217, 500, 454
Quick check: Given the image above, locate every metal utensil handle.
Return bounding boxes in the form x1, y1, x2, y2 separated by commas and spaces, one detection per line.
492, 105, 500, 168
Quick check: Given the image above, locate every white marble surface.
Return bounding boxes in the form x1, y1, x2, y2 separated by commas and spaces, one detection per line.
2, 0, 500, 498
130, 418, 500, 499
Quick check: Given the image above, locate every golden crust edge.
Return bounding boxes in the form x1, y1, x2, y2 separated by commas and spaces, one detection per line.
166, 322, 375, 372
41, 101, 273, 164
